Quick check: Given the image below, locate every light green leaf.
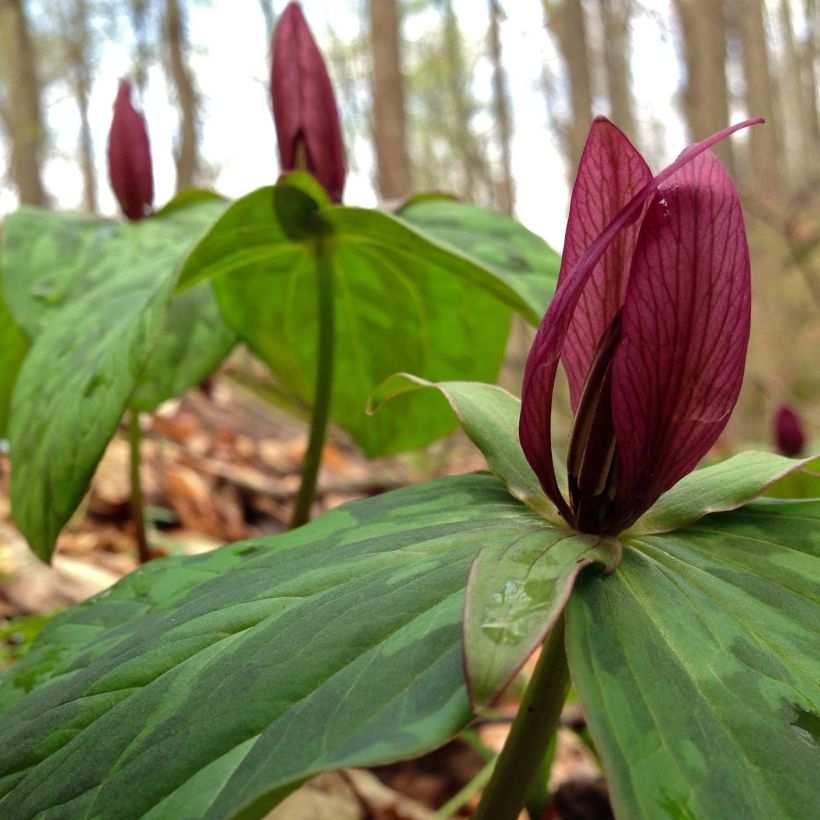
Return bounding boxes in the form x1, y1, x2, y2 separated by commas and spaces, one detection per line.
177, 185, 533, 456
8, 200, 225, 560
465, 527, 619, 710
2, 208, 113, 337
368, 374, 562, 519
567, 499, 820, 819
0, 475, 541, 818
397, 197, 559, 321
630, 450, 815, 535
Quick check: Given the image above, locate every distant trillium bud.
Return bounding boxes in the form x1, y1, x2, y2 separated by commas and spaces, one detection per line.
519, 117, 763, 535
775, 404, 805, 457
271, 2, 346, 203
107, 79, 154, 221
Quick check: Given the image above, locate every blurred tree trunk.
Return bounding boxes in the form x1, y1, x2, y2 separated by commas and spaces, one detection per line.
258, 0, 275, 46
543, 0, 593, 176
369, 0, 412, 202
596, 0, 636, 139
63, 0, 97, 212
440, 0, 486, 201
164, 0, 199, 191
129, 0, 152, 95
672, 0, 733, 171
779, 0, 820, 192
732, 0, 782, 201
0, 0, 47, 205
487, 0, 514, 214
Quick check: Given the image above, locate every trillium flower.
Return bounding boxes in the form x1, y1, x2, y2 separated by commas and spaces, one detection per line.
774, 404, 806, 457
520, 117, 761, 535
107, 79, 154, 221
271, 2, 347, 203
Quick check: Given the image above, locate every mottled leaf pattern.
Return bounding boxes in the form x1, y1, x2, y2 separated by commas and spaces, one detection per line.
0, 475, 529, 818
567, 499, 820, 819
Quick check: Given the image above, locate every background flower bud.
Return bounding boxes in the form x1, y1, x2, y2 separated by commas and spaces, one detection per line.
271, 2, 346, 203
774, 404, 806, 457
107, 79, 154, 221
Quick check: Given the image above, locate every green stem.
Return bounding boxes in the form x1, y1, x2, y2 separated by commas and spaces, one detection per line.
432, 757, 495, 819
128, 411, 151, 564
473, 616, 570, 820
290, 244, 334, 529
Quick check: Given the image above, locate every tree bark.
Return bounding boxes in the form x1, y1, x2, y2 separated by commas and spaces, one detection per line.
368, 0, 412, 202
0, 0, 47, 205
596, 0, 636, 139
440, 0, 487, 202
164, 0, 199, 192
487, 0, 514, 214
777, 0, 820, 193
543, 0, 594, 176
732, 0, 782, 200
63, 0, 97, 212
672, 0, 733, 171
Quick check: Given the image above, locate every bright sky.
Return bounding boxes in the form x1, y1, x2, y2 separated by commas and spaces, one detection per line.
0, 0, 691, 250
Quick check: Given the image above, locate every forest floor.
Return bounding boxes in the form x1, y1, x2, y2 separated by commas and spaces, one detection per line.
0, 361, 610, 819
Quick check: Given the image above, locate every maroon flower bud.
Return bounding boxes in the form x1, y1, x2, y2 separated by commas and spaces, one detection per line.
271, 2, 346, 203
107, 79, 154, 221
774, 404, 806, 457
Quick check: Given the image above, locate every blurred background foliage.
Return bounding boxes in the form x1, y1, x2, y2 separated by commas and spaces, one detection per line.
0, 0, 817, 452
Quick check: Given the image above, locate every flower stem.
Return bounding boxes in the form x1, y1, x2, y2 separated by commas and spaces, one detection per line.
290, 244, 334, 529
128, 411, 151, 564
473, 616, 569, 820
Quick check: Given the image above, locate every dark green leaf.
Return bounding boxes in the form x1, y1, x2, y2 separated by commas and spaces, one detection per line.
0, 475, 541, 818
177, 186, 530, 456
397, 197, 560, 320
131, 281, 237, 412
0, 283, 28, 437
8, 200, 225, 560
567, 499, 820, 819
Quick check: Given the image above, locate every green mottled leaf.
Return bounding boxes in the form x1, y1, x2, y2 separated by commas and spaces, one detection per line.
0, 284, 28, 437
368, 375, 562, 519
131, 280, 237, 412
630, 451, 814, 535
397, 197, 560, 319
8, 200, 226, 560
2, 208, 112, 337
567, 499, 820, 819
177, 183, 540, 456
0, 475, 540, 819
465, 527, 619, 710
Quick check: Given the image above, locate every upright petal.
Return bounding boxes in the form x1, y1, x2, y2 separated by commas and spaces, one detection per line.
519, 119, 761, 523
558, 118, 651, 409
271, 2, 346, 203
107, 79, 153, 221
609, 151, 751, 529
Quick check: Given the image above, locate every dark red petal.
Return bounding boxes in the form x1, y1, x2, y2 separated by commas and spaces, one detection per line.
558, 118, 651, 410
519, 119, 761, 522
271, 2, 346, 203
107, 79, 153, 221
609, 150, 751, 527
